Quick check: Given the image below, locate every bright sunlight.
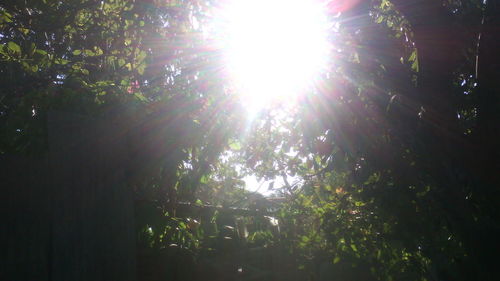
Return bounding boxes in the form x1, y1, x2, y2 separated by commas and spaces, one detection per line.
213, 0, 331, 113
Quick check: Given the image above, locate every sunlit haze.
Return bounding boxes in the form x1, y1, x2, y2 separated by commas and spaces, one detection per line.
213, 0, 330, 113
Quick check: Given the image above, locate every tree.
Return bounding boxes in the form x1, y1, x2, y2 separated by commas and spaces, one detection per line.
2, 0, 499, 281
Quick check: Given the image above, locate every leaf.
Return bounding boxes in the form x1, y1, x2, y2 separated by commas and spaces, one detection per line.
35, 49, 47, 56
333, 256, 341, 264
137, 50, 147, 61
134, 92, 147, 101
0, 11, 13, 23
229, 141, 241, 150
73, 50, 82, 55
55, 58, 70, 65
118, 58, 126, 67
94, 47, 103, 56
137, 63, 146, 75
7, 42, 21, 54
83, 49, 95, 56
409, 50, 417, 62
200, 175, 209, 184
29, 43, 36, 56
409, 49, 419, 72
411, 58, 419, 72
350, 244, 358, 252
18, 27, 30, 35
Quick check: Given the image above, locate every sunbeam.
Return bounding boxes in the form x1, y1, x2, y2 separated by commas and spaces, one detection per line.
212, 0, 331, 114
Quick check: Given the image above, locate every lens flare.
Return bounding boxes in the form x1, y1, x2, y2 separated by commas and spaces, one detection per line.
213, 0, 330, 114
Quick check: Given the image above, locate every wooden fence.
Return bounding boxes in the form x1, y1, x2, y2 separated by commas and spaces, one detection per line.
1, 109, 136, 281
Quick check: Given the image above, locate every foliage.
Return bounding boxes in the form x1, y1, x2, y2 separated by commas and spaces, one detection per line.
2, 0, 499, 281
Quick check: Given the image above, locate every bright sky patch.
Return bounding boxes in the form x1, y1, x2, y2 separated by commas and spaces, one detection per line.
213, 0, 330, 113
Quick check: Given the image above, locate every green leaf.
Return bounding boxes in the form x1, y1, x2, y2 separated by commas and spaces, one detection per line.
350, 244, 358, 252
229, 141, 241, 150
411, 58, 419, 72
35, 49, 47, 56
118, 58, 126, 67
83, 49, 95, 56
137, 50, 147, 61
200, 175, 209, 184
7, 42, 21, 54
409, 50, 417, 62
18, 27, 30, 35
409, 49, 419, 72
134, 92, 147, 101
55, 58, 70, 65
137, 63, 146, 75
333, 256, 341, 264
0, 11, 13, 23
94, 47, 103, 56
29, 43, 36, 56
73, 50, 82, 55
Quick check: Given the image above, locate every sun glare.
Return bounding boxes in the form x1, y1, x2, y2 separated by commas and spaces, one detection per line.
214, 0, 330, 113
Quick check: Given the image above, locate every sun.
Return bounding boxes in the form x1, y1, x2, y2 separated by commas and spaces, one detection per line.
213, 0, 330, 113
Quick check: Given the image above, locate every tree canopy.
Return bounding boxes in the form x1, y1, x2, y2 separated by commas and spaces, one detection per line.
1, 0, 499, 280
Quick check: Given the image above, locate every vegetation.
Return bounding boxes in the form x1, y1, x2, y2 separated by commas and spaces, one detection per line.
1, 0, 499, 280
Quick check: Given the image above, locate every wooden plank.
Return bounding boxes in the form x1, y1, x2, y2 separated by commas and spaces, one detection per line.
0, 154, 51, 281
48, 109, 136, 281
